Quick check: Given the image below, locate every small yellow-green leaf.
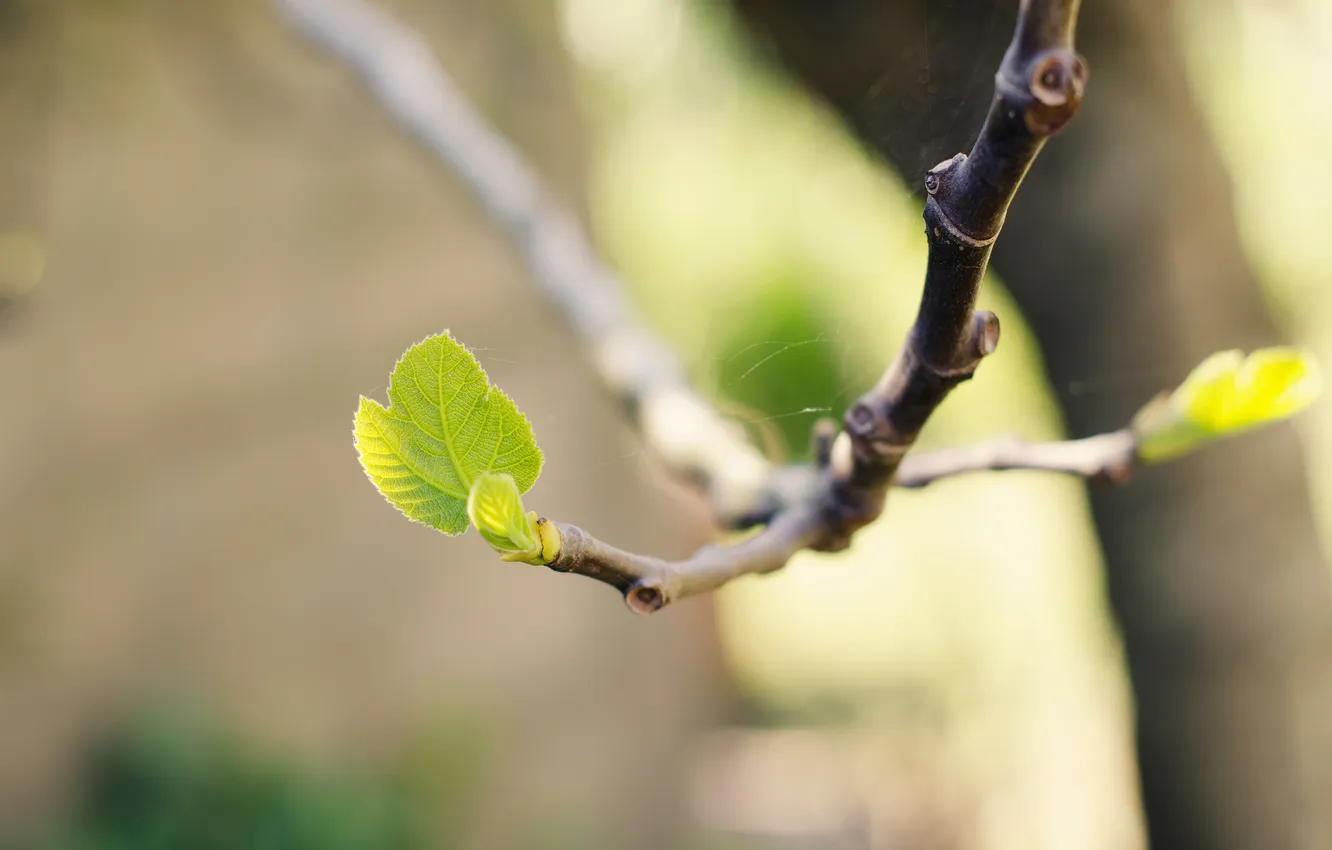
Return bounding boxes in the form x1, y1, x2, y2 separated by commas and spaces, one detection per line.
354, 331, 543, 534
467, 472, 539, 558
1136, 347, 1322, 463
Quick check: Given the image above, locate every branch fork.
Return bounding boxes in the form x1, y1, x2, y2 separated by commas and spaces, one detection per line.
286, 0, 1233, 614
538, 0, 1091, 609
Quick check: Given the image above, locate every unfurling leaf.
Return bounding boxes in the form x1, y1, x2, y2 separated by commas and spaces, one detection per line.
354, 331, 543, 535
467, 472, 541, 561
1135, 347, 1322, 463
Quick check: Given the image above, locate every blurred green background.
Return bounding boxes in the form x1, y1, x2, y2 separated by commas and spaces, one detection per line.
0, 1, 1329, 849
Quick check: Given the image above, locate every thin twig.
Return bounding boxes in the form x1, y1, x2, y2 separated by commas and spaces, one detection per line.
894, 430, 1137, 488
276, 0, 772, 519
549, 507, 827, 614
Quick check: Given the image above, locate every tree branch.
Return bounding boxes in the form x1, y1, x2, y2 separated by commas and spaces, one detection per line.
287, 0, 1090, 611
539, 0, 1088, 608
543, 421, 1135, 608
827, 0, 1086, 527
276, 0, 772, 519
543, 426, 1132, 610
894, 430, 1136, 489
547, 507, 827, 614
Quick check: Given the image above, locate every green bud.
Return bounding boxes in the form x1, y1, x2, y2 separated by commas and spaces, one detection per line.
1135, 347, 1321, 463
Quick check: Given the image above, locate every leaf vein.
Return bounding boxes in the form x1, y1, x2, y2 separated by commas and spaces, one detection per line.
360, 416, 467, 500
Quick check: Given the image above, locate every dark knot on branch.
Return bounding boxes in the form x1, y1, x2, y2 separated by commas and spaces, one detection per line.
1024, 49, 1087, 136
625, 582, 666, 614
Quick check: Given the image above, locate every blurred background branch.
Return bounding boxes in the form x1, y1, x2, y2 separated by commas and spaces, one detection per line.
276, 0, 772, 522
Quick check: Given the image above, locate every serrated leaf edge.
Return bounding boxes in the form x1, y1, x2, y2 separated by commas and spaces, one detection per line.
353, 330, 544, 535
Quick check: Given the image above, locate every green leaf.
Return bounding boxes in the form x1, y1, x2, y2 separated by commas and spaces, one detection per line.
467, 472, 539, 559
1136, 347, 1322, 463
354, 331, 543, 534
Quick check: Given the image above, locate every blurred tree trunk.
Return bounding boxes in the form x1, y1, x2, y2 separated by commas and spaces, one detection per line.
732, 1, 1332, 848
